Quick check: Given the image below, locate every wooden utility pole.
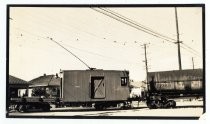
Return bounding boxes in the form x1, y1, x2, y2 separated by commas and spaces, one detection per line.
192, 57, 195, 70
143, 44, 149, 91
175, 7, 182, 70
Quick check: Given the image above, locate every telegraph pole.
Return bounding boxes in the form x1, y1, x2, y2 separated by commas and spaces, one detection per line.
175, 7, 182, 70
192, 57, 195, 70
143, 44, 149, 91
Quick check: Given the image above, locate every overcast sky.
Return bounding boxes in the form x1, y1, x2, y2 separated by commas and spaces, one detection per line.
9, 7, 203, 81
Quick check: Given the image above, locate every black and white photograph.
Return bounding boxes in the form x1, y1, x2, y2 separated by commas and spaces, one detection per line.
6, 4, 205, 119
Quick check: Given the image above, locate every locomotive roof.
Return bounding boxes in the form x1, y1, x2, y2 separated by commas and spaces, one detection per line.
61, 69, 129, 72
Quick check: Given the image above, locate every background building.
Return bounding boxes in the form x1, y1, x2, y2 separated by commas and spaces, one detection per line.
29, 74, 61, 98
9, 75, 29, 98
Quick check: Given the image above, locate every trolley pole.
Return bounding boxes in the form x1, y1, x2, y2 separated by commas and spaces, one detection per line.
175, 7, 182, 70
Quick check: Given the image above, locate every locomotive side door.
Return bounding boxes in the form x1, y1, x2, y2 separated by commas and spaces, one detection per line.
91, 76, 105, 99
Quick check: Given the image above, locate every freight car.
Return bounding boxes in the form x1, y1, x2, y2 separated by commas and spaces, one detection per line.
10, 69, 131, 112
146, 69, 203, 109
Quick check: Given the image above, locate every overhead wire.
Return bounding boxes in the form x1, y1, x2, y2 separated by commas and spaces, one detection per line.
93, 8, 202, 70
11, 26, 91, 69
91, 7, 175, 44
11, 7, 202, 66
180, 45, 201, 57
101, 8, 178, 42
12, 8, 201, 58
36, 8, 203, 60
182, 42, 201, 54
92, 7, 202, 57
12, 26, 142, 65
23, 10, 124, 48
11, 11, 121, 58
96, 8, 202, 69
10, 11, 147, 64
22, 8, 201, 58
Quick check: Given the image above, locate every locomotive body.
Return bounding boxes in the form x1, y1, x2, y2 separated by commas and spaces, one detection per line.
61, 70, 130, 109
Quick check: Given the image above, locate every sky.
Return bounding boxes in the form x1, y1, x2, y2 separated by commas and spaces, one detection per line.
9, 6, 203, 81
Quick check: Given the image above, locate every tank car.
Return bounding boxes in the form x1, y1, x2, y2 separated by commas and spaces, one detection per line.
146, 69, 203, 109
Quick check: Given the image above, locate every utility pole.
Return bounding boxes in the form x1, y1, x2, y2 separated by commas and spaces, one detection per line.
175, 7, 182, 70
143, 44, 149, 91
192, 57, 195, 70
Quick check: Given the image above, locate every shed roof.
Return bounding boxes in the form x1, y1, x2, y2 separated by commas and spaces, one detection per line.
9, 75, 28, 85
29, 74, 61, 87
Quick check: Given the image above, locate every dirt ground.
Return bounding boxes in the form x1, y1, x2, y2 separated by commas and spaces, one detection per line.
8, 100, 204, 118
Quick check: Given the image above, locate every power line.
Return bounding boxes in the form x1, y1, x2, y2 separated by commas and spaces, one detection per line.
12, 10, 112, 49
107, 8, 201, 55
180, 45, 201, 57
93, 8, 201, 57
97, 8, 175, 43
92, 7, 201, 57
101, 8, 177, 42
11, 9, 201, 59
182, 42, 201, 54
13, 27, 142, 65
98, 8, 202, 65
91, 8, 175, 44
102, 7, 202, 56
12, 27, 91, 69
13, 9, 201, 57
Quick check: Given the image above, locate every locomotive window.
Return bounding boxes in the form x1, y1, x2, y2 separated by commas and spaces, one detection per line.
121, 77, 128, 86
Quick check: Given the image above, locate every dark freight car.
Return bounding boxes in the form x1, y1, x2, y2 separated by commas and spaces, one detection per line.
147, 69, 203, 96
61, 70, 130, 109
145, 69, 203, 109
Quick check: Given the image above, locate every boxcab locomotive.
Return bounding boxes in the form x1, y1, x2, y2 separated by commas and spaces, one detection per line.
61, 69, 131, 109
